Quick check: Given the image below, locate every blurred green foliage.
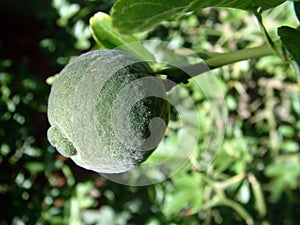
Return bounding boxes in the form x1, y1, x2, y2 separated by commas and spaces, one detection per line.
1, 0, 300, 225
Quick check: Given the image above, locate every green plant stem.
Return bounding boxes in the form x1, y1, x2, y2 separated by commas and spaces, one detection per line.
220, 198, 254, 225
155, 44, 275, 89
205, 44, 274, 68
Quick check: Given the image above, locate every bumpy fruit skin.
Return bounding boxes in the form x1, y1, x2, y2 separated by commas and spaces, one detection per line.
47, 49, 169, 173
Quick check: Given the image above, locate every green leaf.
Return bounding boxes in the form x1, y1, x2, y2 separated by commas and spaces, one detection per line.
81, 206, 115, 225
278, 125, 295, 138
237, 180, 250, 204
89, 12, 154, 60
278, 26, 300, 82
294, 1, 300, 22
281, 140, 299, 153
90, 12, 135, 48
111, 0, 286, 34
24, 162, 45, 175
278, 26, 300, 66
252, 0, 287, 10
163, 173, 203, 216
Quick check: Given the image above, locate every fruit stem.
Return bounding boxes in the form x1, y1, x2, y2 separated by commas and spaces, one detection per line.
154, 43, 275, 89
205, 43, 274, 68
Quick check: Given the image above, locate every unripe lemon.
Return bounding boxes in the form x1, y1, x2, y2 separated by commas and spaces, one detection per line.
47, 49, 169, 173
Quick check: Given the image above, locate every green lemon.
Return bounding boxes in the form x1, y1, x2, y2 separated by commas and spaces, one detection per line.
47, 49, 169, 173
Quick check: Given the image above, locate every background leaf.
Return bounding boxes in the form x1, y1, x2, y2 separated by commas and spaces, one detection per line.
111, 0, 286, 34
163, 173, 203, 216
278, 26, 300, 66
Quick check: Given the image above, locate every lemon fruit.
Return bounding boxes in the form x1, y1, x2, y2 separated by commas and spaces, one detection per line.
47, 49, 169, 173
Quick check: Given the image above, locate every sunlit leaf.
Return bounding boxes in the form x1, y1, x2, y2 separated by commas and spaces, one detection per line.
237, 179, 250, 204
112, 0, 286, 34
81, 206, 115, 225
281, 140, 299, 152
89, 12, 154, 60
